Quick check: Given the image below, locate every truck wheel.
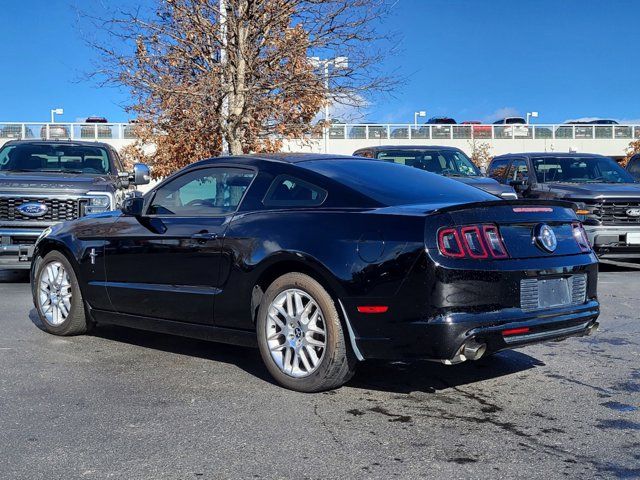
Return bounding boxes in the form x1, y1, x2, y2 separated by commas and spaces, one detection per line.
257, 273, 356, 392
33, 251, 90, 336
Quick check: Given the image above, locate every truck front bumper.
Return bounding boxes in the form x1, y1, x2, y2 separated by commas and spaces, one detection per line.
584, 225, 640, 258
0, 229, 42, 269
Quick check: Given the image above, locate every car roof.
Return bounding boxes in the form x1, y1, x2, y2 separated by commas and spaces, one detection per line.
492, 152, 608, 161
353, 145, 463, 152
2, 139, 115, 149
183, 153, 369, 170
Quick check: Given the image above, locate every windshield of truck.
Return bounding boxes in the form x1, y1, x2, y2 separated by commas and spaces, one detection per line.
0, 144, 111, 175
531, 156, 635, 183
375, 149, 481, 177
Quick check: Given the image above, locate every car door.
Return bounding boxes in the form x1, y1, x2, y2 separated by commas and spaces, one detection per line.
104, 165, 256, 324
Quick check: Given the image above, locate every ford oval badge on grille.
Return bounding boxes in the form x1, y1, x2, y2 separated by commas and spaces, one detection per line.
626, 208, 640, 217
16, 202, 48, 218
534, 223, 557, 253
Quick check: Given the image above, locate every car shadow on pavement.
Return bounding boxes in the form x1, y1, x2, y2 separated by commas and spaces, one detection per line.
85, 321, 276, 385
0, 270, 30, 283
348, 351, 545, 394
28, 308, 543, 393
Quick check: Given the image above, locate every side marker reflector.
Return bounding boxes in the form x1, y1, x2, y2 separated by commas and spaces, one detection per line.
502, 327, 530, 336
357, 306, 389, 314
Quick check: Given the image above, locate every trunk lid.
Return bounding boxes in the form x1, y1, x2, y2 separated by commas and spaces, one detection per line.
424, 200, 585, 260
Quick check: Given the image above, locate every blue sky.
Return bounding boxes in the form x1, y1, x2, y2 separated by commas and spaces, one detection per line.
0, 0, 638, 124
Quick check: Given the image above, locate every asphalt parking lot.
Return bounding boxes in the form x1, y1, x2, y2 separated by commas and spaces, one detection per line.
0, 266, 638, 480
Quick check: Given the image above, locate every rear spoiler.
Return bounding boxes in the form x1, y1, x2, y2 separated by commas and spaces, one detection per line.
428, 199, 577, 216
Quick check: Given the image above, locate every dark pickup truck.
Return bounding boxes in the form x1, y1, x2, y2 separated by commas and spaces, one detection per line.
0, 140, 149, 269
488, 152, 640, 258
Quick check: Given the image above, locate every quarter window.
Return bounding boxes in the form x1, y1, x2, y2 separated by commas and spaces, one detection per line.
148, 167, 255, 216
263, 175, 327, 207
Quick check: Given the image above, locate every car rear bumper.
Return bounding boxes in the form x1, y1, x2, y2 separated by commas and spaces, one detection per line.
0, 228, 42, 269
351, 300, 600, 361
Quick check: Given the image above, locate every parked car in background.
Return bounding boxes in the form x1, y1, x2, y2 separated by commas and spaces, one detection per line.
488, 152, 640, 259
493, 117, 529, 138
461, 121, 492, 138
426, 117, 456, 139
353, 145, 518, 199
31, 153, 599, 392
0, 124, 34, 139
39, 124, 70, 140
566, 119, 619, 125
0, 140, 149, 269
627, 153, 640, 181
564, 119, 621, 139
81, 117, 113, 140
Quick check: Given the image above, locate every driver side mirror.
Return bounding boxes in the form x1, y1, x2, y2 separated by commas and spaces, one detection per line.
130, 163, 151, 186
509, 179, 528, 191
122, 196, 145, 216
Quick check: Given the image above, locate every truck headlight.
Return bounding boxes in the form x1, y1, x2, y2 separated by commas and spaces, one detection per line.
84, 193, 113, 215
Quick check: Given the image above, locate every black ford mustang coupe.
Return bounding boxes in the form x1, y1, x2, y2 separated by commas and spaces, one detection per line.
31, 154, 600, 392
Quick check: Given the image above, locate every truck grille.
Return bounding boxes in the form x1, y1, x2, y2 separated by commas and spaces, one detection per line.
588, 199, 640, 225
0, 197, 81, 222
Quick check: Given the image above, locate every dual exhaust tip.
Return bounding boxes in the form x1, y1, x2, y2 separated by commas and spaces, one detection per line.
462, 341, 487, 361
447, 321, 598, 365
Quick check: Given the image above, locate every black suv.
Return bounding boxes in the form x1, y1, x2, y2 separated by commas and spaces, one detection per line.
353, 146, 518, 199
488, 152, 640, 258
0, 140, 149, 269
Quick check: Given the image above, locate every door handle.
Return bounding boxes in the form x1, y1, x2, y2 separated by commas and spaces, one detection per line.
191, 232, 219, 241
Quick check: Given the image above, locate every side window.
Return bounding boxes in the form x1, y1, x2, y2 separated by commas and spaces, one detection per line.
148, 167, 255, 216
488, 159, 509, 181
627, 155, 640, 178
357, 150, 374, 159
112, 151, 125, 173
263, 175, 327, 207
507, 159, 529, 182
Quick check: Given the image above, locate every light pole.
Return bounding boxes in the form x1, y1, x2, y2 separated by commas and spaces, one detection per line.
526, 111, 539, 124
50, 108, 64, 123
414, 110, 426, 127
309, 56, 349, 153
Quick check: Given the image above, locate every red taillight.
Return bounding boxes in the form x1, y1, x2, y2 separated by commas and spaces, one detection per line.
357, 306, 389, 314
502, 327, 530, 336
437, 224, 509, 259
482, 225, 509, 258
572, 222, 591, 252
460, 226, 488, 258
438, 228, 465, 258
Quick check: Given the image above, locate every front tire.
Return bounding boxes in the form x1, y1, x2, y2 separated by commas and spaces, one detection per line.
257, 273, 356, 392
33, 251, 90, 336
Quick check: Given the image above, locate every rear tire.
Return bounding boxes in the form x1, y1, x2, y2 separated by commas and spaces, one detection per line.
256, 273, 356, 392
32, 250, 90, 336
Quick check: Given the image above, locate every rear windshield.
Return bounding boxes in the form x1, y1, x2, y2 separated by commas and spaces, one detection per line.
0, 144, 112, 175
531, 156, 635, 183
301, 159, 495, 206
374, 149, 481, 177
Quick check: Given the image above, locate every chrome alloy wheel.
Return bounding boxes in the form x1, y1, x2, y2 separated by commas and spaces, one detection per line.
266, 289, 327, 378
38, 261, 73, 326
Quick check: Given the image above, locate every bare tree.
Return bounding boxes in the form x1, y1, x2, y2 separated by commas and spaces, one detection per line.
623, 139, 640, 167
468, 137, 493, 170
85, 0, 396, 177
